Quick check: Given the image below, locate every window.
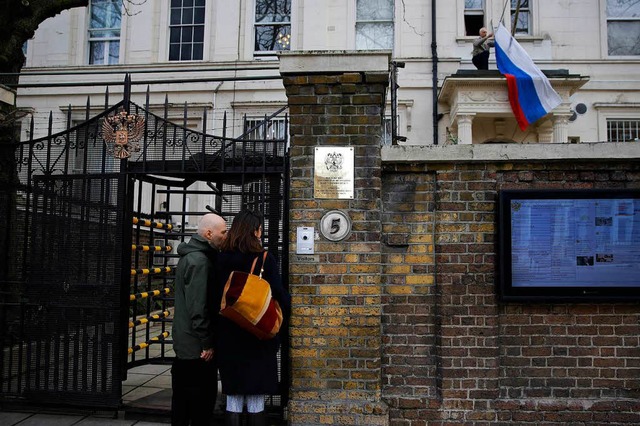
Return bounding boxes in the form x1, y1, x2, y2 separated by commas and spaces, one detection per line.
89, 0, 121, 65
464, 0, 485, 36
607, 0, 640, 56
607, 119, 640, 142
244, 117, 288, 140
356, 0, 394, 50
382, 116, 393, 145
254, 0, 291, 55
169, 0, 206, 61
511, 0, 531, 35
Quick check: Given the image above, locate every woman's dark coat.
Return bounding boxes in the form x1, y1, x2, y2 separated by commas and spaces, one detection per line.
213, 250, 291, 395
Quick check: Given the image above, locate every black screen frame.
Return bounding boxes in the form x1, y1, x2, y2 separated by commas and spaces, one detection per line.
497, 188, 640, 302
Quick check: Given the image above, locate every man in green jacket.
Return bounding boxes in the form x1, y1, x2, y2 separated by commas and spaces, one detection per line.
171, 213, 227, 426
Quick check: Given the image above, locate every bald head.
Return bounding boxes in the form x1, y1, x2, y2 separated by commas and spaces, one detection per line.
198, 213, 227, 248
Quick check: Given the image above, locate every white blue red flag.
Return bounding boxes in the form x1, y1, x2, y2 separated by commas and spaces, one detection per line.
494, 23, 561, 131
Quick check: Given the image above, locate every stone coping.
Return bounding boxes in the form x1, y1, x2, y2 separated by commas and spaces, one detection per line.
279, 50, 391, 74
382, 143, 640, 163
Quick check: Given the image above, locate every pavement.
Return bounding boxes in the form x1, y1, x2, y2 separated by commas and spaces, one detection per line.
0, 363, 176, 425
1, 325, 234, 425
0, 363, 284, 425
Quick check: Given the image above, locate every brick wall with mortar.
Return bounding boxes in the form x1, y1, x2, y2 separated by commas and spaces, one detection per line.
280, 53, 640, 425
381, 158, 640, 426
281, 52, 391, 425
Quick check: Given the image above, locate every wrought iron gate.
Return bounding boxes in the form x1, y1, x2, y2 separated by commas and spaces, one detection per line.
0, 77, 289, 413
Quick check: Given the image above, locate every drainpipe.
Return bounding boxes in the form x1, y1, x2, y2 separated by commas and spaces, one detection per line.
431, 0, 439, 145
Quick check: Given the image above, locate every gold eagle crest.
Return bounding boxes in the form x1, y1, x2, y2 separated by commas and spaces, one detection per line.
102, 111, 145, 159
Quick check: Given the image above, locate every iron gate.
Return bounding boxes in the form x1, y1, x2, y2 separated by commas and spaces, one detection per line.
0, 77, 289, 413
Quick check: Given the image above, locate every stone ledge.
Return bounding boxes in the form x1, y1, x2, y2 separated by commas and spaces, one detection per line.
382, 143, 640, 163
279, 51, 391, 75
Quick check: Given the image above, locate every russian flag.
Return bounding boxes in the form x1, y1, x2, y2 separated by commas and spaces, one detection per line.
494, 23, 562, 131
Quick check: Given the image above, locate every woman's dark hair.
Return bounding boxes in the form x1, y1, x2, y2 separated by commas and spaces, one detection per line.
221, 209, 264, 253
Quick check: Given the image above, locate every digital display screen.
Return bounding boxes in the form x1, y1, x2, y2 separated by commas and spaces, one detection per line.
498, 189, 640, 301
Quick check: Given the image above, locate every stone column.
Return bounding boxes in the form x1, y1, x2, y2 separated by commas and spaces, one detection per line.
552, 115, 570, 143
457, 114, 475, 144
280, 51, 390, 426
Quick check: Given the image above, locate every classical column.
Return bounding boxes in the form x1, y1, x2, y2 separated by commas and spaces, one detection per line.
457, 114, 475, 144
552, 115, 570, 143
537, 124, 553, 143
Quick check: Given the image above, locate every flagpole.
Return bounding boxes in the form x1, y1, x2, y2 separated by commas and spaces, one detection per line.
512, 0, 522, 35
499, 0, 510, 29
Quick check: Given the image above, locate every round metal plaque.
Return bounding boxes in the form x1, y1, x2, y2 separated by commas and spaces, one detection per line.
320, 210, 352, 242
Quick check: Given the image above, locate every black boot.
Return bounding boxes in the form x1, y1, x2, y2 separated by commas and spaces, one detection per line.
247, 412, 266, 426
224, 411, 242, 426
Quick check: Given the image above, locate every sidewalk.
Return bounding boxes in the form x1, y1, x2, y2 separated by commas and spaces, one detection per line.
0, 363, 174, 425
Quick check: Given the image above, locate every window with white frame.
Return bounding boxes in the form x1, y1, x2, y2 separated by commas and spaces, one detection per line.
254, 0, 291, 55
511, 0, 531, 35
356, 0, 394, 50
382, 116, 393, 145
244, 117, 288, 141
607, 119, 640, 142
169, 0, 206, 61
88, 0, 122, 65
606, 0, 640, 56
464, 0, 485, 36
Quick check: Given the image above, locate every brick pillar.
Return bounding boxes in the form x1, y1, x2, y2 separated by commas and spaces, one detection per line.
280, 52, 390, 426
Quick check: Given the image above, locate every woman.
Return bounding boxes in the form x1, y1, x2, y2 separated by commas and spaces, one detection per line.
214, 209, 291, 426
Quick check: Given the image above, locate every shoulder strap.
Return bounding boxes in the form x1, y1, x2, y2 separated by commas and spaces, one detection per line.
249, 251, 268, 278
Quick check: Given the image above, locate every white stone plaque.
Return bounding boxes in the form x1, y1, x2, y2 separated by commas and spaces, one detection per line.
314, 146, 354, 199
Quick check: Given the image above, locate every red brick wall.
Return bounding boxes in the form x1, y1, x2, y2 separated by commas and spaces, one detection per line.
381, 161, 640, 425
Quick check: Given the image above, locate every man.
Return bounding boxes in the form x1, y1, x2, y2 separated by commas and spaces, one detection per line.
171, 213, 227, 426
472, 27, 495, 70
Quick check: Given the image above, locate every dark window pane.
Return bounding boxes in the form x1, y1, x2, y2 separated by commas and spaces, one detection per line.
181, 44, 192, 60
171, 0, 182, 8
170, 8, 181, 25
170, 27, 181, 43
169, 44, 180, 61
182, 7, 193, 24
255, 0, 291, 23
195, 0, 206, 6
193, 43, 204, 60
182, 27, 193, 43
184, 0, 193, 7
465, 14, 484, 36
194, 7, 205, 24
255, 24, 291, 51
194, 26, 205, 42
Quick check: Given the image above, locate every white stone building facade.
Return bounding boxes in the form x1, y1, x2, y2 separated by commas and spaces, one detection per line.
16, 0, 640, 145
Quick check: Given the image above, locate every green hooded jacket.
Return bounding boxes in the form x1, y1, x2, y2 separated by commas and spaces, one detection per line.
172, 234, 216, 359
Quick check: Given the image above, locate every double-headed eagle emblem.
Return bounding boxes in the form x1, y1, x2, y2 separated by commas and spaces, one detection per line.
324, 152, 343, 172
102, 110, 145, 159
